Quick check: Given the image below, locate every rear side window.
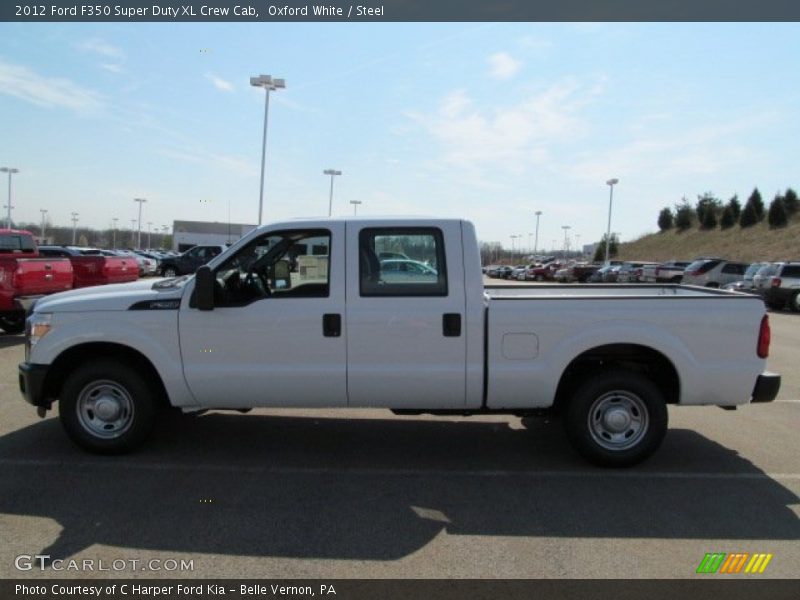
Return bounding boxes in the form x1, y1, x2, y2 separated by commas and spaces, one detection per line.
359, 228, 447, 297
781, 265, 800, 278
722, 263, 746, 275
0, 234, 35, 253
685, 260, 718, 274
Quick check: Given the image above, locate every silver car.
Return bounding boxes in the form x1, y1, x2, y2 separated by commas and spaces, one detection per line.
681, 258, 748, 288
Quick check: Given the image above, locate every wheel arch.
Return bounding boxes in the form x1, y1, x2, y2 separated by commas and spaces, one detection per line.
552, 343, 680, 412
43, 342, 170, 408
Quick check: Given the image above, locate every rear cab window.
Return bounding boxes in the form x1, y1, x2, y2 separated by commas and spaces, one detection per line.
359, 228, 447, 296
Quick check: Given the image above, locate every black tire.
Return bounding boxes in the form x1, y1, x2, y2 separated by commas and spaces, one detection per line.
670, 276, 682, 284
59, 360, 157, 454
161, 266, 178, 277
705, 282, 720, 288
535, 274, 544, 282
0, 313, 25, 334
564, 370, 668, 467
790, 292, 800, 313
766, 300, 784, 311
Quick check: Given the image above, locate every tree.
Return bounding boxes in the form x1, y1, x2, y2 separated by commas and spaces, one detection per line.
746, 188, 765, 222
783, 188, 798, 216
674, 199, 694, 231
739, 202, 758, 228
768, 195, 788, 228
695, 192, 721, 228
593, 233, 619, 263
726, 195, 741, 221
701, 207, 717, 230
719, 205, 736, 229
657, 207, 674, 231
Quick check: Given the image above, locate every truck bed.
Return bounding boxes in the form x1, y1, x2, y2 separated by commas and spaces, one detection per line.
485, 283, 743, 299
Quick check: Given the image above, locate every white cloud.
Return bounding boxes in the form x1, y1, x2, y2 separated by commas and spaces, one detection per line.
0, 58, 102, 112
101, 63, 123, 73
77, 38, 124, 59
158, 147, 257, 177
205, 73, 234, 93
487, 52, 522, 80
407, 78, 600, 171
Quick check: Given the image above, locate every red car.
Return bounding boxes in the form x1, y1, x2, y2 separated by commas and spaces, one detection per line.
0, 230, 73, 333
38, 246, 139, 288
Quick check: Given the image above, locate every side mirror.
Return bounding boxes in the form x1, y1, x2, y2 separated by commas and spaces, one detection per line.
195, 265, 215, 311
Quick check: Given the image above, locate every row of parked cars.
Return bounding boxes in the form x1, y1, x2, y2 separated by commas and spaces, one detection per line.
483, 256, 800, 312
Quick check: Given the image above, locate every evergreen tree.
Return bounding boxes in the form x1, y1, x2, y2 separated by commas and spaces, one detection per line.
695, 192, 721, 227
674, 199, 694, 231
726, 195, 741, 221
746, 188, 765, 221
783, 188, 799, 216
701, 207, 717, 230
739, 202, 758, 228
768, 195, 788, 228
592, 233, 619, 263
657, 207, 674, 231
719, 206, 736, 229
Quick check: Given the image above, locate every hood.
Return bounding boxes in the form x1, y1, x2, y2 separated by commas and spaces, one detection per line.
33, 277, 189, 313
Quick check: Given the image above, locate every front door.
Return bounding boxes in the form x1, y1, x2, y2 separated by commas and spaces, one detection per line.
179, 224, 347, 408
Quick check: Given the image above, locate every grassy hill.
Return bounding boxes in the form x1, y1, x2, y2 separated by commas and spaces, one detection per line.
618, 217, 800, 263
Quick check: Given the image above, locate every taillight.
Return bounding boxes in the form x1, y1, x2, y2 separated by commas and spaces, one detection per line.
771, 278, 781, 288
757, 314, 771, 359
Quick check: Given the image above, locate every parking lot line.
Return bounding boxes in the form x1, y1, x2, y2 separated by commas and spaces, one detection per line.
1, 458, 798, 481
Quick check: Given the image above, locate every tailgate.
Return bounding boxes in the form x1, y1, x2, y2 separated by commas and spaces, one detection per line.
102, 256, 139, 283
10, 258, 73, 294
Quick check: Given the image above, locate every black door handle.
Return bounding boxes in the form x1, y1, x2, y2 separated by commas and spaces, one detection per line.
323, 313, 341, 337
443, 313, 461, 337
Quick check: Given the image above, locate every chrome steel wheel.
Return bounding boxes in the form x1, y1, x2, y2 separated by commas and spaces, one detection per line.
76, 380, 135, 439
163, 267, 177, 277
587, 390, 649, 451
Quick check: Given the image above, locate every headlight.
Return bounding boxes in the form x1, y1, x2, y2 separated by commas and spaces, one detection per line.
28, 313, 53, 348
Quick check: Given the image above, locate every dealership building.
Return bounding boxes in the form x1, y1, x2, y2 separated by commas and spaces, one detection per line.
172, 220, 258, 252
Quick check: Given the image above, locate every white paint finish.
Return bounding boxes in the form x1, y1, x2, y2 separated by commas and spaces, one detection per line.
178, 222, 347, 408
501, 333, 539, 360
344, 219, 468, 408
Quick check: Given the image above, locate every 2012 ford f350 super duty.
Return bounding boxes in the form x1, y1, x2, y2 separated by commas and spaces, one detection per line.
18, 217, 780, 466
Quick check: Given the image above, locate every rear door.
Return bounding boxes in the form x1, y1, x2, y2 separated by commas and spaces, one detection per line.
345, 222, 467, 408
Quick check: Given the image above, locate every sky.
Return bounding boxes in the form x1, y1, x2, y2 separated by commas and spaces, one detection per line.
1, 22, 799, 251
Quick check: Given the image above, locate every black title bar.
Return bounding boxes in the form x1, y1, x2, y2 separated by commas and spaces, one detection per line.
3, 0, 800, 22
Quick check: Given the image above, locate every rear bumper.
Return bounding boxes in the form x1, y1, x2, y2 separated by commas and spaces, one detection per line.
18, 362, 50, 408
751, 371, 781, 403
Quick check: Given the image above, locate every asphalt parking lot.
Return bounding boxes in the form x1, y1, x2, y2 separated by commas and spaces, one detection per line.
0, 286, 798, 579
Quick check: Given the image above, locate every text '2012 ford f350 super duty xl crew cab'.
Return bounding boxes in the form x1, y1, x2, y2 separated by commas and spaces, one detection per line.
18, 217, 780, 466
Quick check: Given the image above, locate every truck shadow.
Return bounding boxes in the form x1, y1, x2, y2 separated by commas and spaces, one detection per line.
0, 412, 798, 567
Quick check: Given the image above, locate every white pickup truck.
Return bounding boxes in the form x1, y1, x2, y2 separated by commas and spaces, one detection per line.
19, 217, 780, 466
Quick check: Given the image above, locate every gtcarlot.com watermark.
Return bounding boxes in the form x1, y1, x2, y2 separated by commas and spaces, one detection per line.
14, 554, 194, 572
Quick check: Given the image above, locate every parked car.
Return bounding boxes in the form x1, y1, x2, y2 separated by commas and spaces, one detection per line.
158, 245, 226, 277
617, 262, 660, 283
681, 258, 749, 288
641, 261, 691, 284
0, 230, 73, 333
511, 264, 532, 280
38, 246, 139, 288
722, 262, 770, 294
526, 263, 560, 281
758, 262, 800, 311
20, 216, 780, 467
486, 265, 512, 278
752, 263, 779, 294
379, 259, 438, 283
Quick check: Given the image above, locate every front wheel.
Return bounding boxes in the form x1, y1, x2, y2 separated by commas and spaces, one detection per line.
161, 266, 178, 277
59, 360, 157, 454
564, 371, 668, 467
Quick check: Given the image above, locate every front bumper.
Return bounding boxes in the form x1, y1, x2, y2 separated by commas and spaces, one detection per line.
751, 371, 781, 403
18, 362, 51, 408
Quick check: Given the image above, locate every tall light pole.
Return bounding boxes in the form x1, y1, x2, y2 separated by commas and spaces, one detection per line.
1, 167, 19, 229
147, 221, 153, 249
510, 234, 519, 262
134, 198, 146, 249
533, 210, 542, 257
605, 178, 619, 264
323, 169, 342, 217
70, 212, 79, 245
130, 219, 136, 247
250, 74, 286, 225
561, 225, 571, 260
40, 209, 48, 240
112, 217, 118, 248
350, 200, 362, 215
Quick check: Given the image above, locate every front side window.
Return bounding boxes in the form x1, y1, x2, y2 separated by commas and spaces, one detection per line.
359, 228, 447, 296
212, 229, 330, 306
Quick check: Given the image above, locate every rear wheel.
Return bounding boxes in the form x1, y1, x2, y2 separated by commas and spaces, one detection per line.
790, 292, 800, 313
59, 360, 157, 454
564, 370, 668, 467
0, 313, 25, 334
535, 274, 544, 282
